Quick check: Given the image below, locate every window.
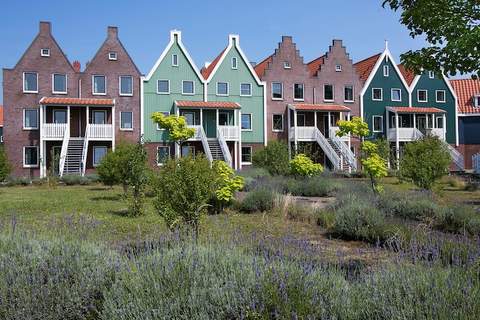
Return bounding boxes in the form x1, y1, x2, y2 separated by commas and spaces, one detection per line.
23, 109, 38, 129
181, 146, 195, 157
294, 83, 304, 101
23, 146, 39, 167
417, 89, 428, 102
180, 80, 194, 95
436, 117, 444, 129
272, 82, 283, 100
108, 52, 117, 60
119, 76, 133, 96
428, 71, 435, 79
372, 88, 383, 101
52, 74, 67, 94
23, 72, 38, 93
93, 146, 108, 167
172, 54, 178, 66
157, 80, 170, 94
157, 146, 170, 165
241, 146, 252, 164
216, 82, 229, 96
335, 64, 342, 72
120, 112, 133, 130
283, 61, 291, 69
324, 84, 334, 101
475, 95, 480, 108
156, 112, 170, 130
383, 65, 389, 77
182, 111, 195, 126
92, 110, 106, 124
53, 109, 67, 124
219, 111, 231, 126
41, 48, 50, 57
231, 57, 238, 69
272, 114, 283, 132
92, 75, 106, 95
391, 88, 402, 102
344, 85, 354, 102
373, 115, 383, 132
436, 90, 446, 103
241, 113, 252, 131
297, 113, 306, 126
240, 83, 252, 96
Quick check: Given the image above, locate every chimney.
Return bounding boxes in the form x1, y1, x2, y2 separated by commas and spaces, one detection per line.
72, 60, 81, 73
39, 21, 51, 35
107, 26, 118, 38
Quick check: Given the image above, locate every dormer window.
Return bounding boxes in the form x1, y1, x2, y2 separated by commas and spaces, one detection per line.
475, 95, 480, 108
231, 57, 238, 69
172, 54, 178, 66
383, 65, 389, 77
335, 64, 342, 72
108, 52, 117, 61
41, 48, 50, 57
283, 61, 291, 69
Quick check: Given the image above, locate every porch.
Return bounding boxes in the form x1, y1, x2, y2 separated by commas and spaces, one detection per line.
386, 107, 446, 142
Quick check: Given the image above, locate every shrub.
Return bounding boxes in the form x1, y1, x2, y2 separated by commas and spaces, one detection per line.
5, 176, 31, 186
252, 141, 290, 176
379, 192, 440, 221
287, 176, 338, 197
212, 161, 244, 213
289, 154, 323, 177
445, 175, 466, 189
61, 175, 92, 186
240, 188, 276, 213
96, 150, 119, 188
0, 145, 11, 182
434, 205, 480, 235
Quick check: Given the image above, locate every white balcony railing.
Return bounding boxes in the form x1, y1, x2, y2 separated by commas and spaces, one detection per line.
289, 126, 316, 141
387, 127, 446, 142
42, 123, 67, 139
218, 125, 240, 140
88, 124, 113, 139
188, 125, 203, 140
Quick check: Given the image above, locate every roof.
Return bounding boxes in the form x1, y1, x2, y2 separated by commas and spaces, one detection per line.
254, 54, 273, 77
201, 48, 227, 80
397, 64, 416, 86
289, 103, 351, 112
0, 105, 3, 127
450, 79, 480, 114
387, 106, 446, 114
175, 100, 240, 109
307, 55, 326, 76
354, 53, 382, 83
39, 97, 115, 106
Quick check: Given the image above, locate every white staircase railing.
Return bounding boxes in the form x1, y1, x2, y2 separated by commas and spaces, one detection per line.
473, 153, 480, 174
81, 124, 90, 176
446, 144, 464, 171
329, 128, 357, 171
313, 128, 341, 170
198, 126, 213, 163
217, 128, 233, 167
58, 126, 70, 177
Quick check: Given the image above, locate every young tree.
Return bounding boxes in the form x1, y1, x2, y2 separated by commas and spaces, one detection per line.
125, 143, 149, 217
212, 161, 244, 213
96, 142, 137, 193
252, 141, 290, 176
383, 0, 480, 78
96, 151, 119, 188
0, 146, 11, 182
151, 113, 195, 156
399, 136, 451, 190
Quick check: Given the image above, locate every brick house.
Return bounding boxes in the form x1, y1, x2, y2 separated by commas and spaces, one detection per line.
0, 105, 3, 143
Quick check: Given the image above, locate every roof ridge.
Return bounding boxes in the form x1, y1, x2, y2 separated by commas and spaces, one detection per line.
201, 47, 227, 80
353, 52, 382, 66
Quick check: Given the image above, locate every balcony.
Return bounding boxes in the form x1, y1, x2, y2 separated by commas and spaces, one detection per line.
387, 127, 445, 141
188, 125, 240, 140
41, 123, 67, 139
87, 124, 113, 140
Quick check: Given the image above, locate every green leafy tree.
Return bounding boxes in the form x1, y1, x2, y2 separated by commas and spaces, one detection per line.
383, 0, 480, 78
151, 113, 195, 155
0, 146, 11, 182
97, 142, 137, 193
252, 141, 290, 175
125, 143, 149, 217
212, 161, 244, 212
399, 136, 451, 190
96, 151, 119, 188
290, 154, 323, 177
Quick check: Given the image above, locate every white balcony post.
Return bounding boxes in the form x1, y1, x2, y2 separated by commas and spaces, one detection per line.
314, 111, 317, 129
39, 105, 45, 178
216, 109, 219, 132
67, 106, 71, 128
395, 112, 400, 166
288, 107, 292, 159
200, 108, 203, 129
293, 109, 298, 152
327, 112, 331, 133
443, 113, 446, 141
175, 106, 180, 158
111, 106, 115, 150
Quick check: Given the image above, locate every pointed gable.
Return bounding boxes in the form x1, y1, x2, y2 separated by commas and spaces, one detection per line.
201, 48, 227, 80
354, 53, 382, 83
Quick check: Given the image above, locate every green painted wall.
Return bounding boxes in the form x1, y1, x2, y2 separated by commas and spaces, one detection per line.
411, 72, 456, 144
362, 56, 409, 139
206, 44, 265, 144
143, 37, 204, 142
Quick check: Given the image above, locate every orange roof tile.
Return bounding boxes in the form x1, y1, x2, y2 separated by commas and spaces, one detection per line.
450, 79, 480, 114
354, 53, 382, 83
307, 55, 326, 76
175, 100, 240, 109
388, 106, 446, 114
290, 103, 351, 112
397, 64, 416, 86
39, 97, 114, 106
254, 54, 273, 77
201, 48, 227, 80
0, 105, 3, 127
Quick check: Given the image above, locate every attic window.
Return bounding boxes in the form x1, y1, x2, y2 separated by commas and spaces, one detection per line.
108, 52, 117, 61
172, 54, 178, 66
231, 57, 238, 69
41, 48, 50, 57
383, 65, 389, 77
428, 71, 435, 79
335, 64, 342, 72
475, 95, 480, 108
283, 61, 291, 69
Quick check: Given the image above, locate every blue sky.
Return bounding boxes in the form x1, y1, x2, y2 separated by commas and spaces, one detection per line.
0, 0, 428, 104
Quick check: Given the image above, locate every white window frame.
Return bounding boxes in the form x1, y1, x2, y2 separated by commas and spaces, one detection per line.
241, 113, 252, 131
417, 89, 428, 103
172, 54, 178, 67
335, 64, 342, 72
181, 80, 195, 95
119, 76, 133, 96
53, 109, 68, 124
92, 75, 107, 95
436, 90, 446, 103
241, 146, 253, 165
182, 111, 196, 126
293, 83, 304, 101
240, 83, 252, 96
23, 146, 39, 168
216, 82, 229, 96
283, 61, 291, 69
23, 72, 38, 93
156, 112, 170, 130
297, 113, 306, 126
92, 146, 108, 167
344, 85, 354, 103
41, 48, 50, 57
231, 57, 238, 69
391, 88, 402, 102
372, 115, 384, 132
372, 88, 383, 101
272, 114, 284, 132
383, 65, 389, 77
428, 71, 435, 79
156, 79, 170, 95
23, 109, 39, 130
218, 111, 231, 126
436, 116, 444, 129
108, 52, 117, 61
156, 146, 170, 166
323, 84, 334, 102
92, 110, 107, 125
52, 73, 67, 94
181, 145, 195, 158
120, 111, 133, 131
271, 82, 283, 100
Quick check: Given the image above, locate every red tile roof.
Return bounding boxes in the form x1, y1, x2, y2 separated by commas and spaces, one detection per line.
39, 97, 114, 106
388, 106, 446, 114
307, 55, 326, 76
397, 64, 416, 86
254, 55, 273, 77
175, 100, 240, 109
290, 103, 351, 112
201, 48, 227, 80
450, 79, 480, 114
0, 105, 3, 127
354, 53, 382, 83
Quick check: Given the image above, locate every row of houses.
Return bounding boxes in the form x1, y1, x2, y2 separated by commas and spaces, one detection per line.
1, 22, 480, 177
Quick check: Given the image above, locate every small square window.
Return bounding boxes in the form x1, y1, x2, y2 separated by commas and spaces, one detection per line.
241, 114, 252, 131
391, 88, 402, 102
157, 146, 170, 165
157, 80, 170, 94
436, 117, 444, 129
283, 61, 291, 69
428, 71, 435, 79
108, 52, 117, 61
373, 116, 383, 132
272, 114, 284, 132
417, 90, 428, 102
181, 111, 196, 126
372, 88, 383, 101
92, 110, 106, 124
475, 95, 480, 108
181, 145, 195, 158
383, 65, 389, 77
93, 75, 106, 95
240, 83, 251, 96
335, 64, 342, 72
324, 84, 334, 101
93, 146, 108, 166
219, 111, 231, 126
23, 146, 39, 167
172, 54, 178, 66
436, 90, 446, 103
23, 72, 38, 93
24, 109, 38, 130
344, 85, 354, 102
241, 146, 252, 164
53, 109, 67, 124
217, 82, 229, 96
294, 83, 304, 101
41, 48, 50, 57
119, 76, 133, 96
53, 74, 67, 94
272, 82, 283, 100
231, 57, 238, 69
182, 80, 195, 95
120, 112, 133, 130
